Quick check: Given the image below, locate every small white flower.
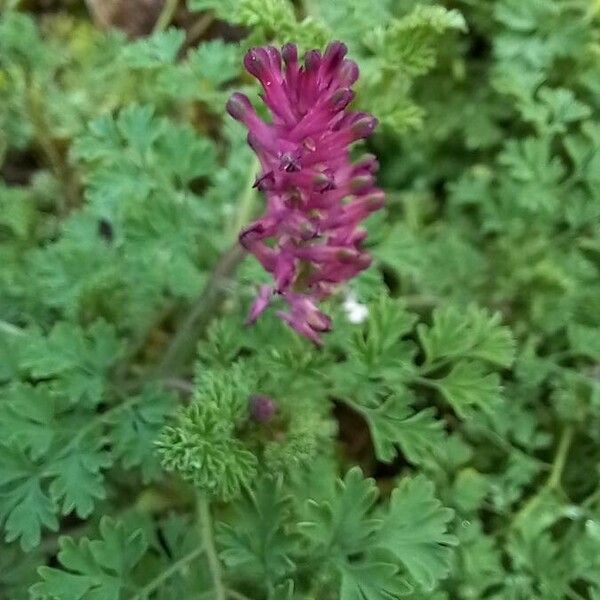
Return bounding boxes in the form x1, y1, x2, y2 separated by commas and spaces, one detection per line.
343, 293, 369, 324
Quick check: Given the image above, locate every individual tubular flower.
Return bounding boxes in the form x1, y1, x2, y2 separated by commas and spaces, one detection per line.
227, 41, 384, 344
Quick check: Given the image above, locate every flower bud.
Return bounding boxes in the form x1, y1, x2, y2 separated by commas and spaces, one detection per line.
250, 395, 277, 422
226, 93, 252, 121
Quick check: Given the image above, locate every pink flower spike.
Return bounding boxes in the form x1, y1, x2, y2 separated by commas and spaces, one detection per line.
228, 41, 384, 344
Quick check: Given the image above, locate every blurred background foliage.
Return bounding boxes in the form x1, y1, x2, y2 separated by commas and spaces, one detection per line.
1, 0, 600, 599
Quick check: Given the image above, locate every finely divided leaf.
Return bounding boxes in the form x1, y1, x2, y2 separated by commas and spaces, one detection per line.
300, 467, 381, 556
356, 394, 444, 464
435, 361, 503, 418
376, 476, 457, 591
31, 518, 147, 600
340, 560, 412, 600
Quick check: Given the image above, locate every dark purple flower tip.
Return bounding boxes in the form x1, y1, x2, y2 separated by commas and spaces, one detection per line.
265, 45, 282, 70
278, 311, 324, 345
304, 49, 322, 71
250, 395, 277, 422
351, 115, 379, 138
350, 174, 374, 193
253, 171, 276, 190
339, 60, 360, 86
313, 171, 335, 191
279, 151, 302, 172
226, 92, 253, 121
244, 48, 270, 79
323, 41, 348, 69
355, 153, 379, 173
306, 310, 332, 332
336, 247, 362, 263
348, 228, 368, 246
282, 43, 298, 64
364, 190, 386, 209
330, 88, 355, 111
239, 221, 268, 247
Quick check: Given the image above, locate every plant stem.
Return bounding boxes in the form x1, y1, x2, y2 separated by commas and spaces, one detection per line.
132, 546, 204, 600
157, 242, 245, 375
197, 494, 226, 600
157, 160, 257, 376
153, 0, 179, 33
229, 159, 258, 239
547, 425, 574, 490
185, 11, 215, 48
512, 425, 574, 527
26, 76, 78, 215
0, 320, 26, 336
43, 390, 145, 474
226, 590, 253, 600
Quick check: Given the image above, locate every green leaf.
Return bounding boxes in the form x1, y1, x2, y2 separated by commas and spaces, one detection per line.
218, 477, 297, 585
48, 442, 111, 519
0, 383, 56, 460
20, 323, 86, 378
116, 104, 160, 160
376, 475, 457, 591
19, 321, 121, 407
31, 518, 147, 600
121, 28, 185, 68
0, 184, 36, 239
435, 361, 503, 418
451, 469, 489, 513
300, 467, 381, 557
354, 394, 444, 464
157, 365, 259, 500
498, 137, 565, 212
187, 40, 240, 86
340, 560, 412, 600
109, 389, 175, 483
418, 305, 516, 368
495, 0, 551, 32
0, 468, 58, 552
568, 324, 600, 361
365, 5, 466, 76
537, 87, 591, 132
348, 296, 417, 371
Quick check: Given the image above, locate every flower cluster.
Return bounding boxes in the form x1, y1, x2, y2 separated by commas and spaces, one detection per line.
227, 42, 384, 344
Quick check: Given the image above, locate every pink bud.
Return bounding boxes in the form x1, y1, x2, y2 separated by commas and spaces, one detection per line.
250, 395, 277, 422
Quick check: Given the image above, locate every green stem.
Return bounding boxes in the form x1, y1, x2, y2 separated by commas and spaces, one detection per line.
43, 390, 144, 475
153, 0, 180, 33
401, 294, 439, 309
512, 425, 574, 527
411, 374, 441, 389
565, 587, 587, 600
226, 590, 253, 600
0, 320, 26, 337
547, 425, 574, 490
417, 358, 453, 377
229, 159, 258, 239
132, 547, 205, 600
185, 11, 215, 48
26, 76, 78, 215
197, 494, 226, 600
157, 160, 257, 376
157, 242, 245, 376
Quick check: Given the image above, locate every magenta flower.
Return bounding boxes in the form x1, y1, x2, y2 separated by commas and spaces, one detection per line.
227, 42, 384, 344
